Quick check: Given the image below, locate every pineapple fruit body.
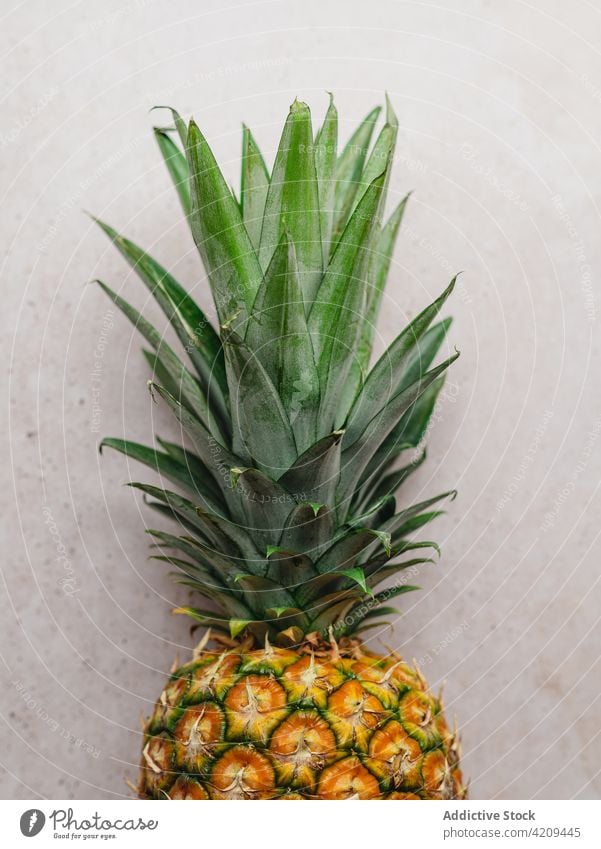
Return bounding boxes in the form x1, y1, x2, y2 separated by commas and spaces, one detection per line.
140, 640, 465, 800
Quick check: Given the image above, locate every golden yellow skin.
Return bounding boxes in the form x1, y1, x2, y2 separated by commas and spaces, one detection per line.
139, 640, 466, 800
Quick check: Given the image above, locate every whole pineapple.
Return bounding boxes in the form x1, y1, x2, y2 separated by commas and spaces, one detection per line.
96, 94, 466, 800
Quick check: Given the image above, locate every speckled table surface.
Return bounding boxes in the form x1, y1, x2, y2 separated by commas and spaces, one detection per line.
2, 0, 601, 800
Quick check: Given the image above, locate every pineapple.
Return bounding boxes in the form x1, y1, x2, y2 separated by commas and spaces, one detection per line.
96, 94, 466, 800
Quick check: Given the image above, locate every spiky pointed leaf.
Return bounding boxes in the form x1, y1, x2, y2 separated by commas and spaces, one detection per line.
279, 502, 334, 558
150, 382, 243, 518
314, 93, 338, 261
309, 170, 388, 432
359, 376, 446, 491
264, 548, 317, 589
348, 94, 398, 219
331, 105, 381, 245
154, 128, 191, 217
363, 449, 426, 507
96, 280, 226, 442
246, 233, 320, 452
99, 438, 222, 509
93, 219, 227, 409
222, 330, 297, 474
259, 100, 322, 303
233, 574, 302, 619
365, 557, 435, 589
355, 194, 410, 377
344, 279, 456, 449
230, 466, 296, 553
129, 482, 228, 544
316, 527, 391, 575
152, 105, 188, 147
278, 430, 343, 507
172, 607, 231, 633
240, 125, 269, 252
338, 354, 459, 512
187, 119, 263, 322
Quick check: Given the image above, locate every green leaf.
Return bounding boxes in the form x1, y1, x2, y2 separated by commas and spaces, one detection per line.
187, 119, 263, 322
348, 94, 398, 218
378, 491, 456, 540
92, 218, 228, 411
362, 605, 400, 618
135, 482, 262, 569
230, 466, 295, 554
394, 376, 446, 447
172, 607, 231, 632
335, 582, 421, 636
233, 573, 302, 619
148, 528, 225, 572
365, 558, 435, 589
311, 595, 363, 634
338, 566, 373, 596
391, 538, 441, 559
150, 383, 243, 518
314, 93, 338, 261
97, 280, 221, 436
355, 615, 397, 633
356, 195, 410, 376
152, 553, 218, 584
298, 570, 375, 612
338, 354, 459, 511
278, 430, 343, 508
152, 105, 188, 147
222, 330, 298, 474
309, 170, 388, 433
258, 100, 322, 304
335, 597, 403, 637
265, 548, 317, 588
266, 606, 305, 620
94, 218, 227, 402
316, 527, 389, 575
145, 499, 205, 539
246, 233, 320, 452
360, 377, 446, 490
346, 494, 397, 532
154, 437, 227, 507
172, 578, 232, 606
230, 619, 253, 639
129, 482, 227, 540
344, 279, 456, 449
142, 348, 180, 402
372, 583, 421, 604
154, 129, 191, 217
279, 502, 334, 558
331, 102, 401, 413
195, 506, 263, 564
357, 502, 448, 566
331, 105, 381, 245
365, 449, 427, 506
240, 124, 270, 252
389, 511, 448, 547
100, 437, 221, 508
397, 318, 453, 400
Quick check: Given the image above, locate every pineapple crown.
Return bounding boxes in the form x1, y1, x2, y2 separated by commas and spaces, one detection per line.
96, 94, 459, 647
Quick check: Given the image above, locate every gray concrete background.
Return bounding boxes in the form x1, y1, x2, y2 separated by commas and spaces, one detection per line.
2, 0, 601, 800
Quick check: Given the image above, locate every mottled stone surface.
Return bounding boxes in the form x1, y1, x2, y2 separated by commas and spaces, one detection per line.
2, 0, 600, 800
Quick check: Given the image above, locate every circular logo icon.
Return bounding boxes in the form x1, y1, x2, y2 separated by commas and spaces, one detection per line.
19, 810, 45, 837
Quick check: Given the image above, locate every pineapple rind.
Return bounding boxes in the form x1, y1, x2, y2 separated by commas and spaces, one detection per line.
139, 643, 465, 801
